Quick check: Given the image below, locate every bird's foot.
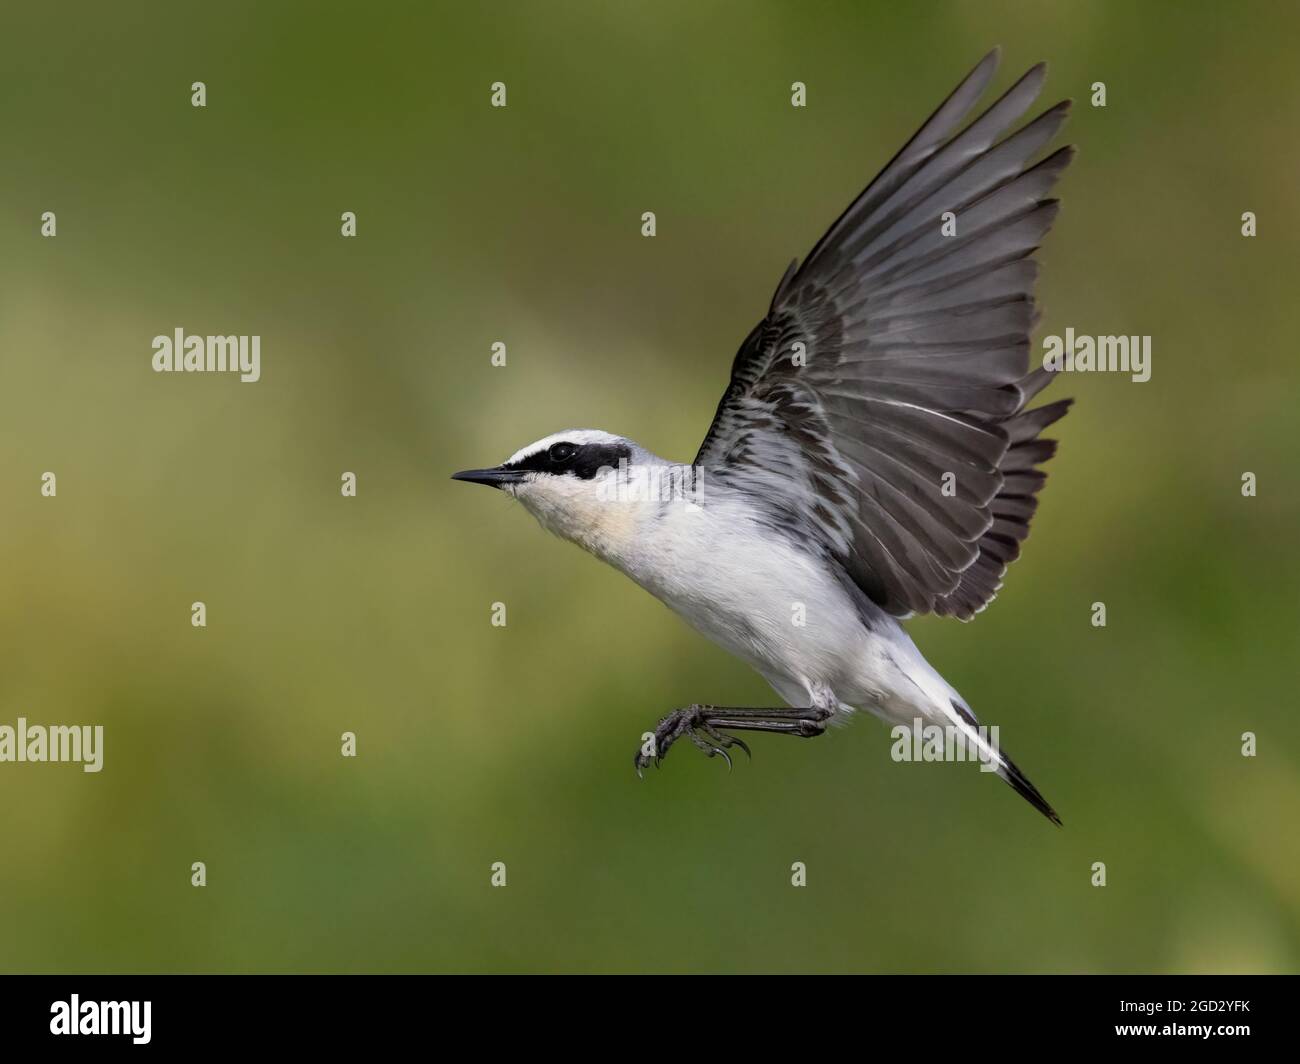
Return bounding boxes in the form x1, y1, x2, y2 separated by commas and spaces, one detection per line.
633, 705, 750, 776
633, 703, 832, 776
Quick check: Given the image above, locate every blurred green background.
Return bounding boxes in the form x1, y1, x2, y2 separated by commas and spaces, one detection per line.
1, 0, 1297, 973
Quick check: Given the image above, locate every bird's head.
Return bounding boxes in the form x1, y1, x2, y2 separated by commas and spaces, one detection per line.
453, 429, 665, 556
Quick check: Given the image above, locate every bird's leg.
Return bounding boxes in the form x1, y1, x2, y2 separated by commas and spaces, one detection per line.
634, 704, 833, 775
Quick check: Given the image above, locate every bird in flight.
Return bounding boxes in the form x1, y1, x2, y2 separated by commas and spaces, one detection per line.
454, 49, 1074, 824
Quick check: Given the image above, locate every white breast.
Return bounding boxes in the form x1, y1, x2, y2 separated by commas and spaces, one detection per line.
613, 489, 874, 698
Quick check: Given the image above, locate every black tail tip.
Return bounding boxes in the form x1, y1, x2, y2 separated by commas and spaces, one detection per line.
1000, 756, 1062, 827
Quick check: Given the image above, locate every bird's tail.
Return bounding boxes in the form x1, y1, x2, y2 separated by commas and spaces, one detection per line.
882, 629, 1061, 825
993, 747, 1062, 826
948, 698, 1062, 826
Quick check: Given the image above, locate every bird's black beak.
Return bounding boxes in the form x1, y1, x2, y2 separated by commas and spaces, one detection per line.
451, 466, 525, 489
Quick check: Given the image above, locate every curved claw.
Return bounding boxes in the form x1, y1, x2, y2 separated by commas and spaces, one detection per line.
727, 734, 752, 760
634, 707, 765, 778
634, 747, 657, 778
702, 724, 751, 761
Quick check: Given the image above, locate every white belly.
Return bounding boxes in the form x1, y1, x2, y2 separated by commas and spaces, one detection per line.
618, 497, 881, 705
524, 476, 962, 725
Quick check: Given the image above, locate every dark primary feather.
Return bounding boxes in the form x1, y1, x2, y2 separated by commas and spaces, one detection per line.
694, 49, 1074, 620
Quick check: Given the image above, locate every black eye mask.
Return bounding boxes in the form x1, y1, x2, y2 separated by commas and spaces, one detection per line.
503, 442, 632, 481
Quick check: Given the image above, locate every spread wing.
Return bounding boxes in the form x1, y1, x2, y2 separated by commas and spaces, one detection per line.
694, 49, 1074, 620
